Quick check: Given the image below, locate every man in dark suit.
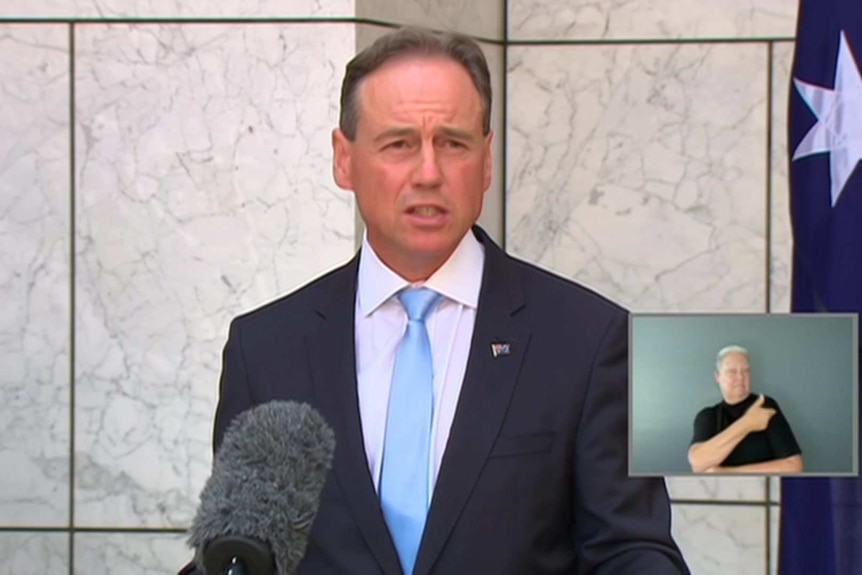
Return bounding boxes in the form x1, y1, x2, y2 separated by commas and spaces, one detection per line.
183, 27, 688, 574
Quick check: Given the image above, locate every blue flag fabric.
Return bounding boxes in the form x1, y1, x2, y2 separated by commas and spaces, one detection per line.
780, 0, 862, 574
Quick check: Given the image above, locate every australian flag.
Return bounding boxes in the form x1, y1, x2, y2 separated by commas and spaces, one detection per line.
780, 0, 862, 574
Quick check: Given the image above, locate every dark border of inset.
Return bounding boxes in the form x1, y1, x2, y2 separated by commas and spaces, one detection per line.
627, 312, 859, 478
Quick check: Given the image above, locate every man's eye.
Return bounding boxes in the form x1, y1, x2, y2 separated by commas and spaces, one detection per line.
387, 140, 408, 149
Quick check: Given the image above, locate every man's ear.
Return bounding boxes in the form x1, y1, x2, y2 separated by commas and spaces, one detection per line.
332, 128, 353, 190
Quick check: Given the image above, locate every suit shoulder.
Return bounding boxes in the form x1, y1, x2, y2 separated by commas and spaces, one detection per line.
231, 257, 356, 327
504, 253, 627, 319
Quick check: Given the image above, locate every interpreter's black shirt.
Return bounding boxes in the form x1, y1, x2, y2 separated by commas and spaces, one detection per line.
690, 393, 802, 467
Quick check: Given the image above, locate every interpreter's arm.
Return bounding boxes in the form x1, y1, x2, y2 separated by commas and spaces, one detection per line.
706, 454, 804, 474
688, 395, 775, 473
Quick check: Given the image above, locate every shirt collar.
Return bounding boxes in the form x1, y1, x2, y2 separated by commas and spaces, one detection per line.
357, 229, 485, 316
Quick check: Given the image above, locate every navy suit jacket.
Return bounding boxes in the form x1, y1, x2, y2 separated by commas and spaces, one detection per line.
182, 227, 688, 574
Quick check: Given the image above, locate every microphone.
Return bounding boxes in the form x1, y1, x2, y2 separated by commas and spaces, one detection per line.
188, 401, 336, 575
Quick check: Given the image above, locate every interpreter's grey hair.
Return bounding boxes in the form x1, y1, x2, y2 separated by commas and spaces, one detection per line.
715, 345, 750, 372
338, 27, 492, 140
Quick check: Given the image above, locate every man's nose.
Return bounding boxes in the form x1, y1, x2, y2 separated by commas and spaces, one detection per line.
412, 143, 443, 186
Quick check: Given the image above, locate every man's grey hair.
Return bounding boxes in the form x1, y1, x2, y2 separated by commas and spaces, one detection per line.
715, 345, 750, 372
338, 27, 492, 140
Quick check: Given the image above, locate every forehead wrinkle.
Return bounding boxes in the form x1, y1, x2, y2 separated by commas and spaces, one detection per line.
355, 57, 484, 134
374, 97, 479, 126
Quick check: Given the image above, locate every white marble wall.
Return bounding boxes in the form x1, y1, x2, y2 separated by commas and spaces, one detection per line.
509, 0, 797, 40
0, 24, 70, 527
672, 504, 768, 575
507, 42, 769, 313
74, 533, 190, 574
0, 533, 69, 574
0, 0, 354, 18
358, 0, 503, 40
667, 476, 766, 502
73, 21, 356, 529
770, 42, 795, 313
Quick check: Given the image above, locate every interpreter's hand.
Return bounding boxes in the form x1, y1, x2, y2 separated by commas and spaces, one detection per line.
743, 394, 776, 432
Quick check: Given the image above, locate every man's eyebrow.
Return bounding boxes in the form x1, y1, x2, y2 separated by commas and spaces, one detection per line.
438, 127, 477, 141
373, 128, 417, 144
373, 126, 479, 144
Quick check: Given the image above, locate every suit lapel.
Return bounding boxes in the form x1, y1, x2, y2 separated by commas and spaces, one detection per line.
305, 255, 402, 575
414, 229, 531, 575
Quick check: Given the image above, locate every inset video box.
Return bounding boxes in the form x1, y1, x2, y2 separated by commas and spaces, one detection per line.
628, 313, 858, 477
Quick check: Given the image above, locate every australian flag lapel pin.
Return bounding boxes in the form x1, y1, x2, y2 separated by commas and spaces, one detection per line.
490, 342, 511, 358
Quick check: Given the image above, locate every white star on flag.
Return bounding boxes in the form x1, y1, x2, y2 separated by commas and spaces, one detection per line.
792, 30, 862, 207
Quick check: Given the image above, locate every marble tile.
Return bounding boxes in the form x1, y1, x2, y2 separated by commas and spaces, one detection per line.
771, 478, 782, 504
0, 532, 69, 574
672, 503, 767, 575
509, 0, 797, 41
0, 0, 352, 18
667, 476, 767, 502
0, 24, 70, 527
73, 23, 357, 527
478, 41, 505, 245
358, 0, 503, 41
770, 42, 795, 313
74, 532, 190, 575
769, 505, 779, 575
506, 43, 768, 312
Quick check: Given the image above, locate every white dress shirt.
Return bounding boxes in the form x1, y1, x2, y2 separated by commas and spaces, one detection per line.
355, 230, 485, 498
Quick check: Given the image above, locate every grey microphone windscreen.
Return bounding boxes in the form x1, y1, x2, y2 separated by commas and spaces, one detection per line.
188, 401, 336, 575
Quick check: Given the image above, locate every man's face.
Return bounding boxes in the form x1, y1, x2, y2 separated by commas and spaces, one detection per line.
715, 352, 752, 405
332, 55, 493, 281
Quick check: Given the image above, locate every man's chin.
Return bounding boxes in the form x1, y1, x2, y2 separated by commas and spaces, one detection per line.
404, 236, 461, 261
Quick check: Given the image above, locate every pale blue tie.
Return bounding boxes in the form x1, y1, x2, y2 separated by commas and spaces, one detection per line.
380, 287, 442, 575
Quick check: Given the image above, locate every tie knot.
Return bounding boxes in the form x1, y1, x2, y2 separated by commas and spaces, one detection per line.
397, 288, 441, 322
